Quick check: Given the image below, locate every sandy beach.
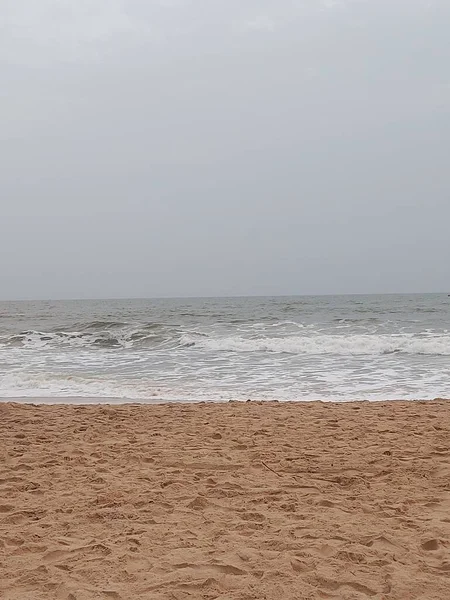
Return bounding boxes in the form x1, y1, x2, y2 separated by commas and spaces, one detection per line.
1, 400, 449, 599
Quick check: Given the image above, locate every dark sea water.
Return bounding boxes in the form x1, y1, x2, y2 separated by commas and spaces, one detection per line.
0, 294, 449, 402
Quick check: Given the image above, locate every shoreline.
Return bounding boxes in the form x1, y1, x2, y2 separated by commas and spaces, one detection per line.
1, 399, 450, 599
1, 395, 448, 406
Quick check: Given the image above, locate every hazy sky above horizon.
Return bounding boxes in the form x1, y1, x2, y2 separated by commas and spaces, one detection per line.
1, 0, 449, 300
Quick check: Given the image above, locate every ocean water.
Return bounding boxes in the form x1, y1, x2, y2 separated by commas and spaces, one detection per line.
0, 294, 449, 403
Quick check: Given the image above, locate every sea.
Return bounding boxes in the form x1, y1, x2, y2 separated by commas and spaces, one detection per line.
0, 294, 449, 403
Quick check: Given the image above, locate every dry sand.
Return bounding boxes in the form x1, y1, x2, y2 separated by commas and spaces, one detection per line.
1, 399, 450, 600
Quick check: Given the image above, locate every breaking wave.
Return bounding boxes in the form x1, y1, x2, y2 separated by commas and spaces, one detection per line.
0, 323, 179, 350
180, 333, 450, 356
2, 322, 450, 357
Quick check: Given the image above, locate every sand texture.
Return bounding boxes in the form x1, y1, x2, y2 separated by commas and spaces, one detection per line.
1, 400, 450, 599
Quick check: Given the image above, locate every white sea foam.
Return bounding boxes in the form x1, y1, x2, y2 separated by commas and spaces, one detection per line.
3, 324, 450, 357
0, 327, 175, 350
0, 369, 447, 403
181, 332, 450, 356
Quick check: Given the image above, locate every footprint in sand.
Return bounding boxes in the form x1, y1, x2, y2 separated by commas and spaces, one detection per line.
421, 538, 440, 551
315, 576, 377, 598
43, 549, 80, 563
173, 562, 246, 576
240, 512, 266, 522
362, 535, 400, 550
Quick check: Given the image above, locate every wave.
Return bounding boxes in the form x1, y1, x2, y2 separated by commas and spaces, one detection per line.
0, 321, 302, 350
2, 323, 450, 357
0, 372, 158, 400
81, 320, 129, 330
180, 333, 450, 356
0, 326, 178, 350
332, 317, 380, 324
1, 368, 448, 403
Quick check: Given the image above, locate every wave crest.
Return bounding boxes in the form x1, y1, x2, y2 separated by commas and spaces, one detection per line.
180, 333, 450, 356
2, 323, 450, 357
0, 325, 176, 350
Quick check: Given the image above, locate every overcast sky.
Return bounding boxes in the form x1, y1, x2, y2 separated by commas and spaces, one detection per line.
1, 0, 449, 300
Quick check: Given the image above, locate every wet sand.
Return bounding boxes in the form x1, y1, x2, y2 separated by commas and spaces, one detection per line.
1, 399, 450, 599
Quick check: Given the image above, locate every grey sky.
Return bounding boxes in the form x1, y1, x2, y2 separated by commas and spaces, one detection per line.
1, 0, 449, 300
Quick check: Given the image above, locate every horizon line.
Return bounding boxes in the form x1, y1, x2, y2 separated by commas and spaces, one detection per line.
0, 291, 448, 303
